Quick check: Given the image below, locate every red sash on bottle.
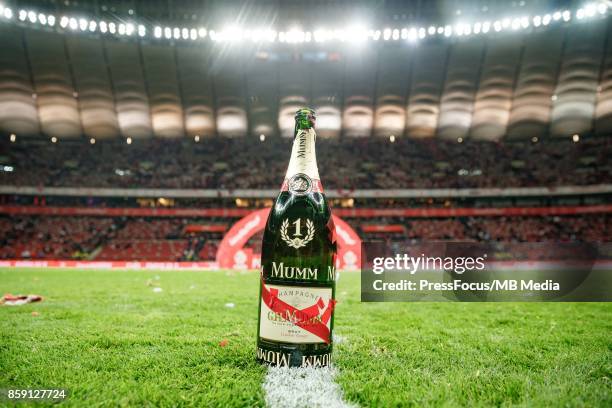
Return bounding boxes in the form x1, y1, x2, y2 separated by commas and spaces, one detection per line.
261, 281, 336, 344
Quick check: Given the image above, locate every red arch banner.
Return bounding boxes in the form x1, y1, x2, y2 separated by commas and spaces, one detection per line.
216, 208, 361, 270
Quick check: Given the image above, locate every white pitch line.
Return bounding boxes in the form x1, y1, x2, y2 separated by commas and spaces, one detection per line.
263, 365, 356, 408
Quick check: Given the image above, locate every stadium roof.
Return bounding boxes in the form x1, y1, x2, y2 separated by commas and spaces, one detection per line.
0, 0, 611, 141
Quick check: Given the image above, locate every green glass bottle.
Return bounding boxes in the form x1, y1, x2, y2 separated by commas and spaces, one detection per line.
256, 108, 337, 368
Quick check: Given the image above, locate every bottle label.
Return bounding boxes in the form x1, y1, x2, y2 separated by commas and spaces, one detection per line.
260, 283, 335, 344
280, 173, 324, 195
284, 128, 320, 181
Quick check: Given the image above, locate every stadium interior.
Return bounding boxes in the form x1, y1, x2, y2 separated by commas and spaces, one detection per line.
0, 0, 610, 266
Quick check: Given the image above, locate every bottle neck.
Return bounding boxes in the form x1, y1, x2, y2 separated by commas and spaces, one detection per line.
282, 128, 322, 192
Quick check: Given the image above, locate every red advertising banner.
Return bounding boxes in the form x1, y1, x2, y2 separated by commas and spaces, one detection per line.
0, 260, 217, 269
362, 225, 406, 233
184, 224, 228, 233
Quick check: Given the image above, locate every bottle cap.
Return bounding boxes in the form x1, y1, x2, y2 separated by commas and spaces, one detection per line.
294, 108, 316, 129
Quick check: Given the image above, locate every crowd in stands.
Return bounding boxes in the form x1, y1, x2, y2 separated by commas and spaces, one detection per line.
1, 214, 609, 261
0, 216, 117, 259
1, 136, 609, 190
361, 215, 612, 243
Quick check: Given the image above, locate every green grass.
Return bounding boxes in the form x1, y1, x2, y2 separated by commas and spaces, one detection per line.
0, 268, 610, 407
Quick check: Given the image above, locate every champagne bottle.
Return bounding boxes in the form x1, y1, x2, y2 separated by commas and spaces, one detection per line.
256, 108, 337, 368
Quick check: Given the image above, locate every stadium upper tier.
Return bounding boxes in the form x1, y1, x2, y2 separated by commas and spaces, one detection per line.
0, 137, 609, 190
2, 13, 612, 140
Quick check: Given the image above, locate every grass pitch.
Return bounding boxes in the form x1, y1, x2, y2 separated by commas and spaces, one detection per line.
0, 268, 610, 407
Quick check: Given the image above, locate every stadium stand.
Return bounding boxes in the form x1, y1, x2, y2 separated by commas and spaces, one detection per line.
0, 137, 609, 190
1, 214, 609, 261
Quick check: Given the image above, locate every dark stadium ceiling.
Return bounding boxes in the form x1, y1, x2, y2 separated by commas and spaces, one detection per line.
1, 0, 610, 142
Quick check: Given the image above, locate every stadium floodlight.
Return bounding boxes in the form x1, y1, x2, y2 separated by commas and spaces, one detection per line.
598, 3, 608, 14
287, 28, 305, 43
333, 29, 346, 42
562, 10, 571, 21
2, 3, 609, 46
585, 3, 597, 17
250, 29, 262, 42
407, 27, 417, 41
313, 29, 326, 42
164, 27, 171, 39
533, 15, 542, 27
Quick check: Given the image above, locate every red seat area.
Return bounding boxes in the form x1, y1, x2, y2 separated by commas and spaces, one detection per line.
95, 240, 188, 262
